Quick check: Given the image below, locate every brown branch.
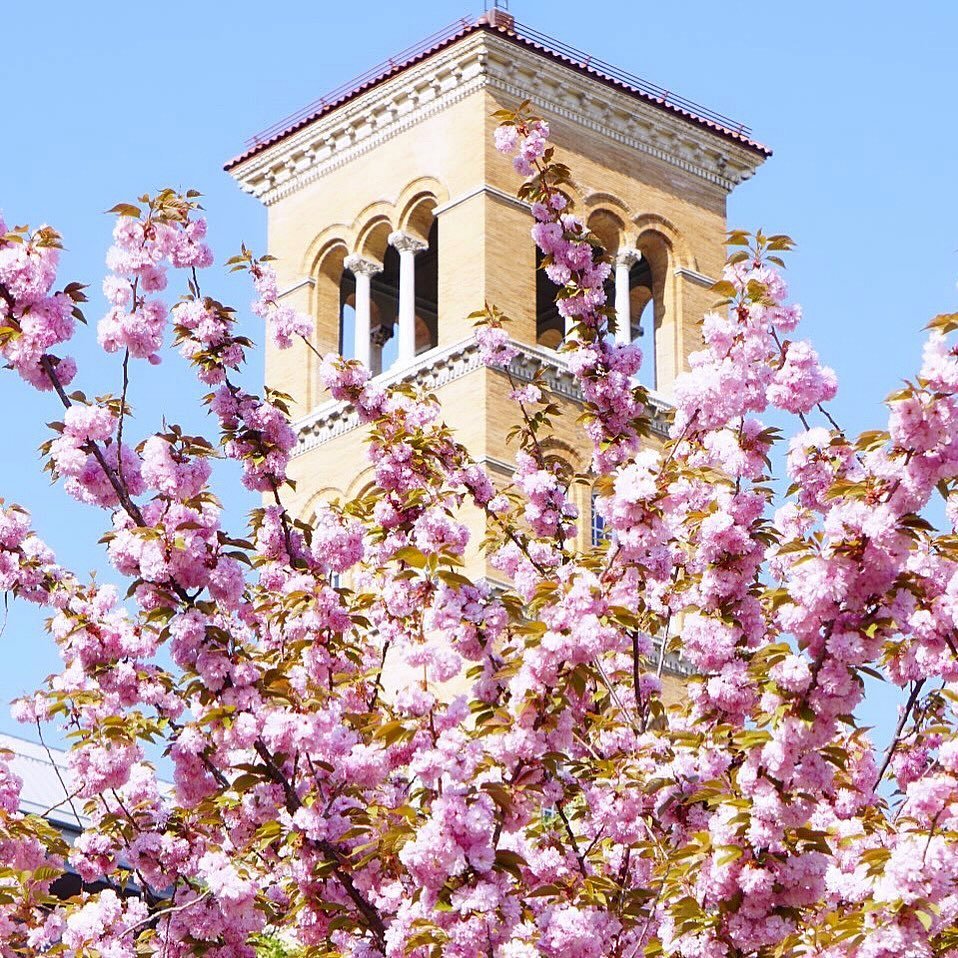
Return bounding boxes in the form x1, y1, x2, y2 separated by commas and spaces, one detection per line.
875, 679, 925, 789
35, 720, 85, 833
116, 349, 131, 488
252, 739, 386, 948
39, 355, 147, 528
367, 639, 391, 711
555, 800, 588, 876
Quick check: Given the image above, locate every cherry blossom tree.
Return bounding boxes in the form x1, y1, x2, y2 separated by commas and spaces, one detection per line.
2, 107, 958, 958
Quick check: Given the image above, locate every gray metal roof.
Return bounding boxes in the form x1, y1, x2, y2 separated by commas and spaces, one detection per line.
1, 732, 88, 834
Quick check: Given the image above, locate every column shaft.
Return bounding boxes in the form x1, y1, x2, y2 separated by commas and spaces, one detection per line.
398, 249, 417, 365
343, 255, 382, 370
354, 272, 372, 367
388, 231, 428, 369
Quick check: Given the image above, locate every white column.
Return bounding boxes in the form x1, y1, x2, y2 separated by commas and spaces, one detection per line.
343, 255, 382, 368
388, 231, 428, 367
614, 248, 641, 345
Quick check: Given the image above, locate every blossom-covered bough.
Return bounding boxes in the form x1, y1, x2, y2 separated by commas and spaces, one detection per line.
1, 104, 958, 958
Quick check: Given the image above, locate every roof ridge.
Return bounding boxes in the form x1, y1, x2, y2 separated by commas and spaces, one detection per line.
224, 16, 769, 173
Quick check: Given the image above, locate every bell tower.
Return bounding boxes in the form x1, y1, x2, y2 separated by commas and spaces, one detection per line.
226, 11, 769, 574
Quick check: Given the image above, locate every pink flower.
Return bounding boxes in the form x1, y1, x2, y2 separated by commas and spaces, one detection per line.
475, 325, 519, 366
767, 340, 838, 414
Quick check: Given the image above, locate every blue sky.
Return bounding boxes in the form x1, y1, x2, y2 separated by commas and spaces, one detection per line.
1, 0, 956, 745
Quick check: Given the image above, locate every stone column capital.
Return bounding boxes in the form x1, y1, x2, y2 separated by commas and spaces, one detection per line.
388, 231, 428, 255
615, 247, 642, 269
344, 254, 383, 278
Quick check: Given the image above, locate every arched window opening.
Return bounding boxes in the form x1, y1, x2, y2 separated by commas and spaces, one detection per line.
634, 232, 672, 392
536, 248, 565, 348
591, 491, 609, 547
365, 226, 438, 373
345, 214, 439, 377
629, 257, 656, 390
413, 219, 439, 356
310, 243, 348, 409
368, 243, 400, 374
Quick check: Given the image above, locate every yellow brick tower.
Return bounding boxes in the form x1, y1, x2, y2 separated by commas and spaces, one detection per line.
226, 9, 769, 590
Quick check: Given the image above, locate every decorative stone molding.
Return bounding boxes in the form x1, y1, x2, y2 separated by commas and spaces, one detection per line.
344, 254, 383, 277
615, 248, 642, 269
230, 34, 490, 206
674, 267, 717, 287
474, 455, 520, 477
481, 35, 761, 192
370, 323, 393, 347
433, 184, 531, 217
652, 638, 694, 679
292, 336, 672, 457
387, 231, 429, 255
228, 31, 766, 206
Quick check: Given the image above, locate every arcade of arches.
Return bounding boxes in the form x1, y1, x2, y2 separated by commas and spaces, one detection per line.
317, 197, 675, 392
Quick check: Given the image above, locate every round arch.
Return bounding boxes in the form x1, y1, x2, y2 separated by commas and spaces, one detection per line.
582, 190, 633, 219
302, 226, 352, 279
354, 213, 394, 263
538, 436, 585, 473
298, 233, 351, 407
632, 212, 696, 272
630, 226, 682, 394
396, 176, 449, 239
299, 486, 349, 526
587, 208, 628, 257
345, 466, 378, 502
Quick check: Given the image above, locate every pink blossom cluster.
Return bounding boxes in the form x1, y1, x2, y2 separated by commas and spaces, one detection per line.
514, 451, 578, 539
172, 297, 247, 384
210, 384, 297, 491
46, 403, 144, 508
250, 260, 311, 349
674, 262, 837, 435
494, 118, 551, 176
0, 217, 79, 390
6, 129, 958, 958
494, 117, 645, 472
475, 322, 519, 366
98, 199, 213, 365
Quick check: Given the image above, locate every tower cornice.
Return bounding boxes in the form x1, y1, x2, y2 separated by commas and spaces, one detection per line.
227, 29, 767, 206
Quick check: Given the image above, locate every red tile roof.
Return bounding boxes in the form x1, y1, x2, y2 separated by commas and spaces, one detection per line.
224, 15, 770, 173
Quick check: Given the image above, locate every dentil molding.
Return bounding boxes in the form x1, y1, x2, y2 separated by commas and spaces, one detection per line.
229, 31, 765, 206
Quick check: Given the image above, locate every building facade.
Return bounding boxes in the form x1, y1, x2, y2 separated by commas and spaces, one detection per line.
226, 11, 768, 590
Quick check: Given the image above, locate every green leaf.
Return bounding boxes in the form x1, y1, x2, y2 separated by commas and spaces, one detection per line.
106, 202, 141, 218
715, 845, 744, 867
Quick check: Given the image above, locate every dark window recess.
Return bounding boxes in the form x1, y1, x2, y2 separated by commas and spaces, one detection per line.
591, 492, 608, 546
535, 247, 565, 348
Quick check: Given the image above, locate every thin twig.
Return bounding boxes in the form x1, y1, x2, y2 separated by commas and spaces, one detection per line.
116, 349, 131, 488
875, 679, 925, 789
35, 721, 85, 833
126, 889, 212, 934
555, 800, 588, 876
